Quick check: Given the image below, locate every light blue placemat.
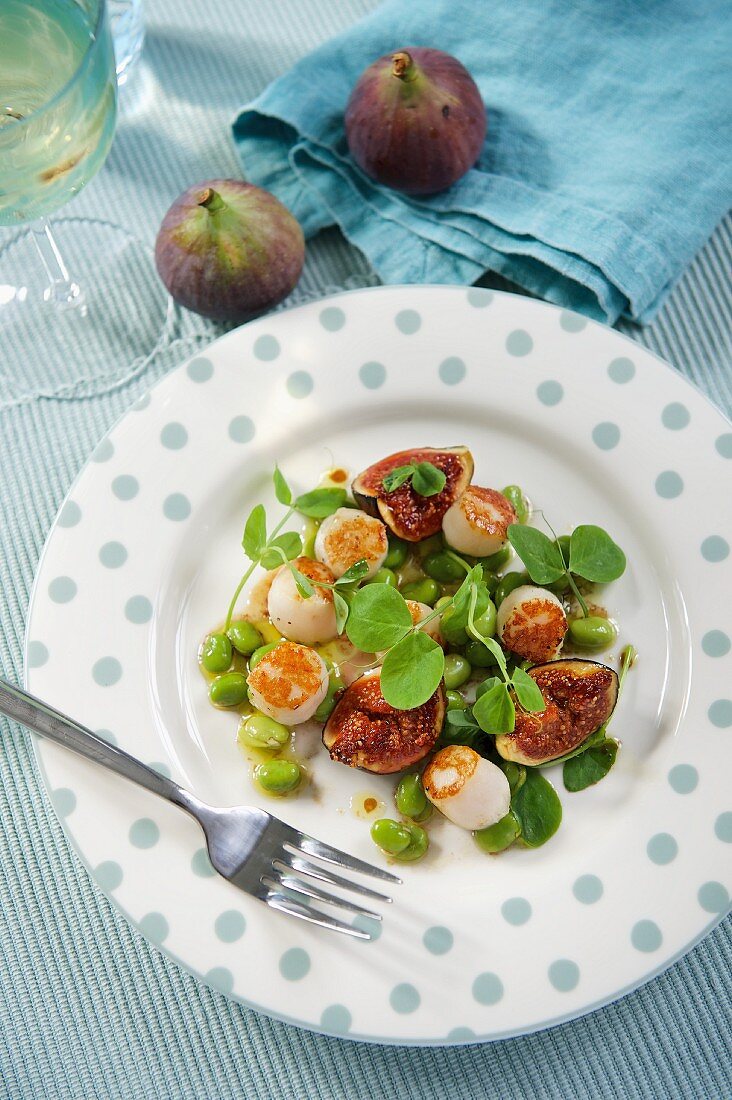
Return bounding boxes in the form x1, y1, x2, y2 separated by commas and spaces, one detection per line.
0, 1, 730, 1097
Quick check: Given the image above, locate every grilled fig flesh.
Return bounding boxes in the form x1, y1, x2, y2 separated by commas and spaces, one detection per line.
495, 659, 618, 766
352, 446, 473, 541
323, 669, 446, 773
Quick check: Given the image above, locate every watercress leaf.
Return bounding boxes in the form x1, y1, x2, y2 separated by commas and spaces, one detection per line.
411, 461, 447, 497
294, 487, 347, 519
507, 524, 564, 583
273, 465, 292, 506
441, 708, 481, 747
289, 563, 314, 599
345, 585, 413, 652
333, 590, 351, 635
242, 504, 267, 561
380, 632, 445, 709
569, 525, 626, 583
473, 681, 516, 735
511, 667, 546, 713
382, 464, 415, 493
563, 738, 619, 792
335, 559, 370, 586
259, 531, 302, 569
511, 769, 562, 847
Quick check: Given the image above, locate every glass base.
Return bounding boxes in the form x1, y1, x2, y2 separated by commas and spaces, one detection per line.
0, 218, 171, 391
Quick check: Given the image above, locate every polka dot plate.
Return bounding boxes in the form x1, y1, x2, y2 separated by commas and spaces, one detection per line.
25, 286, 732, 1044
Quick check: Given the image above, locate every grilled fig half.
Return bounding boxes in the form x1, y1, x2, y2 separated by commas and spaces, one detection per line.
495, 659, 619, 766
323, 668, 445, 773
352, 446, 473, 541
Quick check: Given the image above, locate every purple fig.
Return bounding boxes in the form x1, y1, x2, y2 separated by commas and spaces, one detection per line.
345, 48, 487, 195
155, 179, 304, 323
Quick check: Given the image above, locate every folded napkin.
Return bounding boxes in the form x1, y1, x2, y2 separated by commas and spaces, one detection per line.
232, 0, 732, 323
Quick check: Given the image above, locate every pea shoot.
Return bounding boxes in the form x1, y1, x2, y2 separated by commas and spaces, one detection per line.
381, 460, 446, 497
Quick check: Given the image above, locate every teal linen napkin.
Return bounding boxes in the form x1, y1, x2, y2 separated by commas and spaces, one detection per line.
232, 0, 732, 323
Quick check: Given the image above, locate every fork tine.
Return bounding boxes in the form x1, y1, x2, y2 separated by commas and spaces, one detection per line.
265, 892, 371, 940
285, 834, 402, 884
264, 871, 382, 921
275, 851, 393, 903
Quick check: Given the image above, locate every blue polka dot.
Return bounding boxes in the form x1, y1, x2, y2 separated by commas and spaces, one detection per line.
92, 657, 121, 686
160, 422, 188, 450
631, 920, 662, 952
359, 361, 386, 389
560, 310, 587, 332
191, 848, 215, 877
94, 860, 122, 890
501, 897, 532, 925
139, 912, 169, 944
91, 438, 114, 463
51, 788, 76, 816
49, 577, 76, 603
147, 761, 170, 778
573, 875, 603, 904
353, 915, 382, 941
662, 402, 690, 430
204, 967, 234, 994
423, 926, 454, 954
698, 881, 729, 914
99, 541, 127, 568
537, 380, 563, 406
286, 371, 313, 398
215, 910, 246, 943
715, 433, 732, 458
702, 630, 730, 657
320, 1005, 352, 1034
647, 833, 678, 864
279, 947, 309, 979
96, 728, 117, 746
506, 329, 533, 356
163, 493, 191, 521
27, 641, 48, 668
668, 764, 698, 793
253, 335, 280, 361
58, 500, 81, 527
228, 416, 255, 443
447, 1027, 477, 1041
125, 596, 152, 624
714, 812, 732, 842
319, 306, 345, 332
467, 287, 493, 307
390, 983, 420, 1013
395, 309, 421, 335
133, 393, 151, 411
187, 357, 214, 382
112, 475, 139, 501
472, 972, 504, 1005
709, 699, 732, 728
438, 357, 466, 385
548, 959, 579, 992
129, 818, 159, 848
608, 357, 635, 383
655, 471, 683, 498
701, 536, 729, 562
592, 422, 620, 450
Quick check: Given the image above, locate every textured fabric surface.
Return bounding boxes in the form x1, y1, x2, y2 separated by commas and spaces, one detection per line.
233, 0, 732, 324
0, 1, 730, 1098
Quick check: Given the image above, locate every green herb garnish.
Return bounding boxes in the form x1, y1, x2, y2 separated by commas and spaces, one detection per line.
382, 461, 447, 497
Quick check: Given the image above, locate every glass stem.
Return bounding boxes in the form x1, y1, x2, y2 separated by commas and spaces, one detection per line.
31, 218, 86, 313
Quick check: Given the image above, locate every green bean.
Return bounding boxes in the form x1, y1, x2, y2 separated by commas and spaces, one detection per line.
400, 577, 440, 605
313, 672, 345, 722
494, 571, 530, 607
446, 689, 467, 711
395, 774, 432, 822
365, 567, 397, 587
395, 823, 429, 862
472, 600, 497, 639
465, 639, 500, 668
443, 653, 471, 689
209, 672, 248, 707
568, 616, 618, 649
255, 759, 302, 794
200, 632, 233, 674
474, 811, 520, 853
370, 818, 412, 855
478, 568, 499, 594
302, 519, 319, 559
501, 485, 528, 524
500, 761, 526, 796
384, 537, 409, 569
248, 641, 280, 670
423, 551, 467, 583
227, 620, 263, 657
416, 533, 444, 559
239, 713, 290, 750
479, 545, 512, 571
434, 595, 453, 614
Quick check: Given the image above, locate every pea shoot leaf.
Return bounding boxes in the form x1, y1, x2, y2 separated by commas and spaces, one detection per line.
273, 466, 292, 506
441, 707, 482, 747
475, 675, 502, 700
289, 563, 314, 599
380, 632, 445, 709
511, 770, 562, 847
295, 487, 347, 519
511, 667, 546, 713
563, 738, 619, 791
335, 559, 369, 586
473, 680, 516, 734
507, 525, 564, 584
260, 531, 302, 570
382, 465, 415, 493
411, 462, 447, 497
242, 504, 267, 561
569, 525, 626, 583
346, 585, 413, 652
333, 590, 351, 634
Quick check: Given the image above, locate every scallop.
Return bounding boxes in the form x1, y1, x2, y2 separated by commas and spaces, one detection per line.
405, 600, 442, 643
496, 584, 568, 663
267, 556, 338, 645
442, 486, 516, 557
315, 507, 388, 579
246, 641, 329, 725
422, 746, 510, 831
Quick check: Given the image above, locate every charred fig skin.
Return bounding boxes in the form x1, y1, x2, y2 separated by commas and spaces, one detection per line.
352, 446, 474, 541
496, 659, 619, 766
155, 179, 304, 323
345, 48, 487, 195
323, 670, 446, 773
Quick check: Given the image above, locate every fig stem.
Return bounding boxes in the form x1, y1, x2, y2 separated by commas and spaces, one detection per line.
392, 51, 417, 81
198, 188, 227, 214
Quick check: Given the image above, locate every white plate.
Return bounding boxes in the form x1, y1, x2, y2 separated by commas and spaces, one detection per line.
26, 287, 732, 1044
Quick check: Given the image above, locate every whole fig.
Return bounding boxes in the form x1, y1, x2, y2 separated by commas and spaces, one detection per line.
155, 179, 304, 323
345, 48, 487, 195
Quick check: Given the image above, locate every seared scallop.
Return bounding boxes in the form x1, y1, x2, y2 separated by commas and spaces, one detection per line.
315, 507, 388, 579
267, 557, 338, 645
442, 486, 516, 557
322, 668, 445, 773
405, 600, 442, 643
423, 746, 510, 830
247, 641, 329, 725
496, 584, 567, 663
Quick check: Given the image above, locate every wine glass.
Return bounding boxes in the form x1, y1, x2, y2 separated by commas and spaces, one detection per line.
0, 0, 168, 382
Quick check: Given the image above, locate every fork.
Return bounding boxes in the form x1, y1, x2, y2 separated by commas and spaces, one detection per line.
0, 679, 400, 940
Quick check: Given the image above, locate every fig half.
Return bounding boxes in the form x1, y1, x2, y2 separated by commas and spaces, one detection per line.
352, 446, 473, 541
495, 659, 619, 766
323, 669, 445, 773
